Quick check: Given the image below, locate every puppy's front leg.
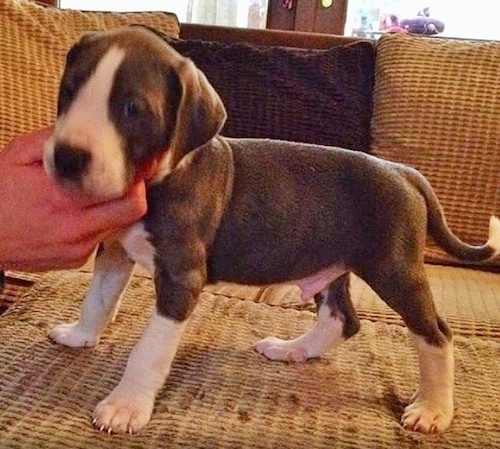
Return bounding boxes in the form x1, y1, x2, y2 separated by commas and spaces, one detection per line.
93, 309, 188, 434
49, 240, 134, 347
92, 261, 203, 434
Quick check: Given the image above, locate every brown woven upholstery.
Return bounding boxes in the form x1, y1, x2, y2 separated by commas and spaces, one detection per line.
0, 270, 499, 448
207, 265, 500, 340
371, 33, 500, 266
168, 37, 375, 152
0, 0, 179, 151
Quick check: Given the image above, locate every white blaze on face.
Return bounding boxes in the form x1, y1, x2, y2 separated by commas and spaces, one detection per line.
46, 46, 128, 200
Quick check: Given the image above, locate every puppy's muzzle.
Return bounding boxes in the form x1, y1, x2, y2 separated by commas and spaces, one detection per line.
53, 144, 91, 181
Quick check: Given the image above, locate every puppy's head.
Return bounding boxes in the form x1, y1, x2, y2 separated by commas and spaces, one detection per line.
44, 26, 226, 201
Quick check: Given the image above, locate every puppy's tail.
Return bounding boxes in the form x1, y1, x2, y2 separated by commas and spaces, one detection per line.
429, 214, 500, 262
406, 168, 500, 262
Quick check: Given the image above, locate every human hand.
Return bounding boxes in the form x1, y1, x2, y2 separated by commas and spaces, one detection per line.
0, 127, 147, 271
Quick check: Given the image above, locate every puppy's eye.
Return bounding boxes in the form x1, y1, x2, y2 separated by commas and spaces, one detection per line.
62, 81, 76, 101
123, 101, 138, 118
58, 79, 78, 113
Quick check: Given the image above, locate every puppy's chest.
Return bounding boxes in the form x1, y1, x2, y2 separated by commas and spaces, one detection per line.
119, 222, 156, 274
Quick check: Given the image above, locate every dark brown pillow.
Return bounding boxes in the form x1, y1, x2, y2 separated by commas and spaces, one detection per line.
168, 38, 375, 153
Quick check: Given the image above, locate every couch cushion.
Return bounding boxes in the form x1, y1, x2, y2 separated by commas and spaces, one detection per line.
0, 0, 179, 151
372, 33, 500, 267
0, 271, 498, 448
168, 37, 375, 152
207, 264, 500, 340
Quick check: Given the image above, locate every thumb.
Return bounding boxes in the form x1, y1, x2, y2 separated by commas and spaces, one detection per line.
6, 126, 55, 165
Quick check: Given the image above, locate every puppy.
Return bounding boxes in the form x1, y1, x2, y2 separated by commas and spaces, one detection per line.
43, 26, 500, 435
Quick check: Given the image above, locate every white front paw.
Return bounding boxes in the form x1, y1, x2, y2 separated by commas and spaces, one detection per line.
49, 322, 99, 348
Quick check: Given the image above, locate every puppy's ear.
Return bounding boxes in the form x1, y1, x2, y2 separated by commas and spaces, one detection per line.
171, 59, 226, 156
66, 32, 100, 67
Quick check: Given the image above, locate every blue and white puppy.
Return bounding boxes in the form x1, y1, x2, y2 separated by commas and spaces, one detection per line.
43, 26, 500, 435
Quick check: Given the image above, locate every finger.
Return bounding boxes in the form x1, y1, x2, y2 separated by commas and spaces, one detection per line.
5, 239, 99, 272
53, 182, 147, 246
79, 181, 148, 230
3, 253, 87, 272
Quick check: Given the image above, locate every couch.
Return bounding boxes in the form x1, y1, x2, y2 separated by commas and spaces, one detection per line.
0, 1, 498, 448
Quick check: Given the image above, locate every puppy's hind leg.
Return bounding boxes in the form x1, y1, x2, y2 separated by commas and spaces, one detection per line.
49, 241, 135, 348
358, 263, 454, 434
254, 274, 360, 363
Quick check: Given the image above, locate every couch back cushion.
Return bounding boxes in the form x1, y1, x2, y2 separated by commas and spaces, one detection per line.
168, 37, 375, 152
0, 0, 179, 150
372, 33, 500, 267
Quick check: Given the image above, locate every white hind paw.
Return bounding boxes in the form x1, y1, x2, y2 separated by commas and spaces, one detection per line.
401, 396, 453, 433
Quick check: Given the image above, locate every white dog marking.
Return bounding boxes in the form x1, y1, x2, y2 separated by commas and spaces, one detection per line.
118, 222, 156, 275
49, 242, 135, 347
402, 332, 455, 433
254, 303, 345, 363
93, 310, 188, 434
50, 222, 155, 346
45, 46, 128, 200
487, 215, 500, 256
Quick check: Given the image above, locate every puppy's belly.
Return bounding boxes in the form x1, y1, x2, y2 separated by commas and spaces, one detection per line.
118, 223, 346, 301
292, 263, 347, 301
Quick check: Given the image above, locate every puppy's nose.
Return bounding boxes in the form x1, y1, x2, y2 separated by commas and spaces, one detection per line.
53, 144, 90, 181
